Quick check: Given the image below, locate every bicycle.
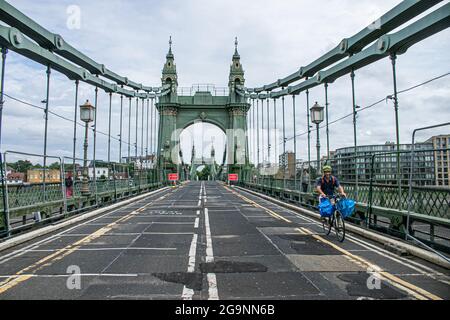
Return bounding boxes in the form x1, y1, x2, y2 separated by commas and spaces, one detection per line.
321, 194, 346, 242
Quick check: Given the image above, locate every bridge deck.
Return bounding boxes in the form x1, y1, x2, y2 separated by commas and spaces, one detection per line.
0, 182, 448, 300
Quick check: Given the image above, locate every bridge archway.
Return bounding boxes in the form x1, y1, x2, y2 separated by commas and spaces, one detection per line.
155, 38, 250, 182
179, 122, 227, 181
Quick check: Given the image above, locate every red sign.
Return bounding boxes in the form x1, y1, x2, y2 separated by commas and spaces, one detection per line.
168, 173, 179, 181
228, 174, 239, 182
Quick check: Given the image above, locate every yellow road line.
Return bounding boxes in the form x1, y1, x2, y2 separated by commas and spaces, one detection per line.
0, 197, 159, 295
224, 185, 442, 300
224, 186, 292, 223
298, 227, 442, 301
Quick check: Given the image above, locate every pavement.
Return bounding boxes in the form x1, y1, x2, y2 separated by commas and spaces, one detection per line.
0, 181, 448, 300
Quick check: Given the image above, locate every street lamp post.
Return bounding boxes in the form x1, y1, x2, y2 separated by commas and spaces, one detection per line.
80, 100, 95, 196
310, 102, 324, 174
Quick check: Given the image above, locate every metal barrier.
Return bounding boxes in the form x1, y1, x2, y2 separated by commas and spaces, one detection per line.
241, 146, 450, 253
0, 151, 162, 238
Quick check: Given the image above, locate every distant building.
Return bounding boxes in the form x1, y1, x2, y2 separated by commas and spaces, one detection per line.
88, 167, 109, 180
27, 169, 61, 184
6, 172, 25, 184
427, 135, 450, 187
122, 155, 156, 169
330, 141, 436, 185
278, 152, 296, 179
5, 166, 14, 176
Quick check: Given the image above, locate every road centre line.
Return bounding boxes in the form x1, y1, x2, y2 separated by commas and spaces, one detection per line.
182, 183, 203, 300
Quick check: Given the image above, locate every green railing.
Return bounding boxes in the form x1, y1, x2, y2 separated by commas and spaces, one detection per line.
0, 151, 165, 237
240, 147, 450, 252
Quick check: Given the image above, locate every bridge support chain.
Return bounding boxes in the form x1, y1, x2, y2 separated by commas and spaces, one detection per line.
72, 80, 79, 176
324, 83, 330, 160
292, 94, 297, 191
0, 47, 9, 236
281, 90, 286, 190
107, 92, 112, 163
350, 69, 358, 202
119, 90, 123, 163
390, 53, 402, 211
42, 65, 51, 202
93, 85, 99, 204
306, 86, 311, 192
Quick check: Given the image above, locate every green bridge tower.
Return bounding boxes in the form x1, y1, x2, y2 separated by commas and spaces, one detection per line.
156, 37, 250, 181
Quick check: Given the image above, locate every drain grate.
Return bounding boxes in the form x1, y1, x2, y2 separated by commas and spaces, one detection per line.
200, 260, 268, 273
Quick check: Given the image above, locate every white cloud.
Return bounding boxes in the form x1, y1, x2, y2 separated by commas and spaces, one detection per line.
1, 0, 449, 165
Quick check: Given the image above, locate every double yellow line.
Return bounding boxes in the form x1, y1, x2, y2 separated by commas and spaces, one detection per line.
225, 186, 442, 300
225, 186, 291, 223
0, 197, 159, 295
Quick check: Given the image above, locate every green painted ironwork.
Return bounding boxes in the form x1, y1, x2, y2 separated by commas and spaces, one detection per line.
156, 39, 251, 181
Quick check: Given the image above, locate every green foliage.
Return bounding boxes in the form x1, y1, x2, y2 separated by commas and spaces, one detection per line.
7, 160, 63, 173
48, 162, 61, 170
7, 160, 33, 173
197, 166, 211, 181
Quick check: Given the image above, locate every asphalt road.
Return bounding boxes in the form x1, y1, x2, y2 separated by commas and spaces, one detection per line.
0, 181, 448, 300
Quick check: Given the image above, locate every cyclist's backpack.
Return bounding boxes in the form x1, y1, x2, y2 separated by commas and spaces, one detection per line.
321, 176, 336, 187
318, 197, 334, 218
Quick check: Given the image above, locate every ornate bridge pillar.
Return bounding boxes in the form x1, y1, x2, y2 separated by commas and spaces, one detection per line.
157, 104, 180, 177
227, 103, 250, 175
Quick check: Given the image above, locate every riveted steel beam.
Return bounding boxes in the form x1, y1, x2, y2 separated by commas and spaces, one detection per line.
0, 24, 142, 97
320, 4, 450, 83
269, 3, 450, 97
0, 0, 151, 89
264, 82, 278, 91
263, 0, 443, 88
0, 25, 85, 80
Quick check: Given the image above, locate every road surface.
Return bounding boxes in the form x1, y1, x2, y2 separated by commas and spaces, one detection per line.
0, 181, 448, 300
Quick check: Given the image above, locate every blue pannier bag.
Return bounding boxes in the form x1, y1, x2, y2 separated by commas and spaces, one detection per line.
318, 198, 334, 218
337, 199, 355, 218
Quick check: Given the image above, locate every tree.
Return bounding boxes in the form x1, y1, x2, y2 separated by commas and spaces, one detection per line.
49, 162, 61, 170
197, 166, 211, 181
8, 160, 33, 173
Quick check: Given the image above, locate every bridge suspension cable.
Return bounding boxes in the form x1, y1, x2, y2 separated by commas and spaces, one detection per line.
252, 1, 443, 92
280, 71, 450, 143
0, 92, 147, 149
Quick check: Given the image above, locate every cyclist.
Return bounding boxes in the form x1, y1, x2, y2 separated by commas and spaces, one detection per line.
316, 165, 346, 202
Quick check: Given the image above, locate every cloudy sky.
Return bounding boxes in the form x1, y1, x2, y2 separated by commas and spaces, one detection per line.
1, 0, 449, 165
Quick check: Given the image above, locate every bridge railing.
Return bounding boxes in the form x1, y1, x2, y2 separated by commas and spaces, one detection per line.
242, 147, 450, 252
177, 85, 229, 96
0, 151, 162, 237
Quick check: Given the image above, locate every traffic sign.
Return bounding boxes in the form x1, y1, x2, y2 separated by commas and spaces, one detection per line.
168, 173, 179, 181
228, 174, 238, 182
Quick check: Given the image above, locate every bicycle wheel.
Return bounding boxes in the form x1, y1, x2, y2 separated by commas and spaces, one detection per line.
322, 216, 332, 235
334, 211, 346, 242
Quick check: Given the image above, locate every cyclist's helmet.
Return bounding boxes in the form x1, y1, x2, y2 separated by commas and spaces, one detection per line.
323, 165, 332, 172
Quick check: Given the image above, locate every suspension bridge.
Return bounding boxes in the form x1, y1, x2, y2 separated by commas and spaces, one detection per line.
0, 0, 449, 300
